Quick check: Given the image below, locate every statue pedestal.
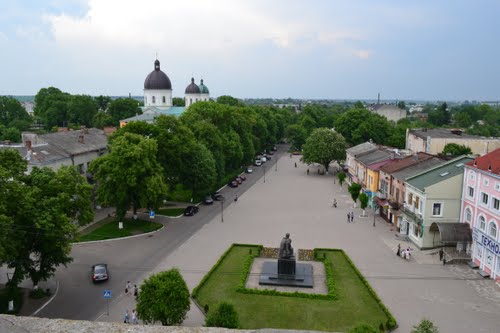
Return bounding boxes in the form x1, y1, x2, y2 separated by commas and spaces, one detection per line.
259, 260, 313, 288
277, 257, 297, 279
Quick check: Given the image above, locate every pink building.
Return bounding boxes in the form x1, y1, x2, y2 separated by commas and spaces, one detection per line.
461, 149, 500, 281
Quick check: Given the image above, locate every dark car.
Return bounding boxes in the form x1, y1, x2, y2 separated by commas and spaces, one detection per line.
272, 146, 278, 151
203, 196, 214, 205
235, 177, 243, 184
269, 150, 275, 155
212, 192, 224, 201
184, 205, 199, 216
228, 180, 238, 188
239, 175, 246, 181
91, 263, 109, 283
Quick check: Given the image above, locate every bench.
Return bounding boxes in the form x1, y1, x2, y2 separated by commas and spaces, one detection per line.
468, 261, 479, 269
478, 270, 490, 278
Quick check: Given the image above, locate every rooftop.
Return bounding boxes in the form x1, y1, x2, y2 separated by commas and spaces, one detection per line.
409, 128, 495, 140
346, 141, 378, 157
466, 148, 500, 175
379, 152, 435, 173
391, 157, 446, 181
356, 149, 392, 166
406, 156, 474, 191
122, 106, 186, 123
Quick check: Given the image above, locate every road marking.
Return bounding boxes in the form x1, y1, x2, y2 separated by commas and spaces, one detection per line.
31, 280, 59, 316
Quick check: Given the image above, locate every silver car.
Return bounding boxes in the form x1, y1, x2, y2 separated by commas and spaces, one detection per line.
91, 264, 109, 283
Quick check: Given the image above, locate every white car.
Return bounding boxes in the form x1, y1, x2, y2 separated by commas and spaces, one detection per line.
254, 160, 262, 166
261, 156, 267, 163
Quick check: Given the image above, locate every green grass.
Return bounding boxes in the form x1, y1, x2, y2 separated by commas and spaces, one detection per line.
194, 245, 391, 332
156, 207, 185, 216
76, 218, 163, 242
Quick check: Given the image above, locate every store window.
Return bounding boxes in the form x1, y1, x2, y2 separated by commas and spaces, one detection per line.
489, 222, 497, 239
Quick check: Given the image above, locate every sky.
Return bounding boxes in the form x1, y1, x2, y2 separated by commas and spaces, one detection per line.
1, 0, 500, 101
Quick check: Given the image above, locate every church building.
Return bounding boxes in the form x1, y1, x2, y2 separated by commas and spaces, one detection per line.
120, 59, 210, 127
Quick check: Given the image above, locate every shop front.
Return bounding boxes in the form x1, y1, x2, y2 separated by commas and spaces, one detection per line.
472, 228, 500, 281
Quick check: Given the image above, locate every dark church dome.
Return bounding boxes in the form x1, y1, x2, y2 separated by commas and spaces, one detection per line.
185, 77, 201, 94
144, 59, 172, 90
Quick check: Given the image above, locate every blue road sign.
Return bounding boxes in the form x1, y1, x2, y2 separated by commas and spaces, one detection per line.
149, 210, 155, 219
103, 290, 112, 298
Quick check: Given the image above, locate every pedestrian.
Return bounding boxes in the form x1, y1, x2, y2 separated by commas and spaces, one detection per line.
234, 194, 238, 202
123, 309, 130, 324
294, 162, 297, 168
347, 212, 351, 223
439, 248, 444, 261
396, 243, 401, 257
307, 168, 309, 175
290, 153, 292, 158
125, 281, 131, 294
405, 247, 411, 260
332, 199, 337, 208
133, 284, 138, 297
131, 309, 138, 325
350, 212, 354, 222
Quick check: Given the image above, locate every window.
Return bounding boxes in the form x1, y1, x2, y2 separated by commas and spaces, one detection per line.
479, 216, 486, 231
152, 96, 156, 104
495, 182, 500, 191
484, 178, 490, 186
408, 193, 413, 207
432, 203, 442, 216
469, 171, 476, 180
162, 96, 166, 103
489, 222, 497, 239
415, 196, 419, 209
481, 192, 489, 205
468, 186, 474, 198
493, 197, 500, 211
145, 96, 147, 104
465, 208, 472, 224
190, 98, 192, 105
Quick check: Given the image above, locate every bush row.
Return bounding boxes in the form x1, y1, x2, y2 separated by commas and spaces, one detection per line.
314, 248, 397, 330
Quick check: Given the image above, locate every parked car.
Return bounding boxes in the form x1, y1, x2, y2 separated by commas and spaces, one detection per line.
228, 180, 239, 188
269, 150, 275, 155
235, 177, 243, 184
203, 196, 214, 205
245, 167, 253, 174
261, 156, 267, 163
91, 263, 109, 283
239, 175, 246, 181
266, 155, 272, 160
272, 146, 278, 151
212, 192, 224, 201
184, 205, 199, 216
254, 160, 262, 166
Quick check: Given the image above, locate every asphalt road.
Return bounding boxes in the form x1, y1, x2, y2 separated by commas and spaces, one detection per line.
36, 146, 286, 320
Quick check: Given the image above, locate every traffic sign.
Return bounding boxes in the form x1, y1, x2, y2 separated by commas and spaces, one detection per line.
149, 210, 155, 219
103, 290, 112, 298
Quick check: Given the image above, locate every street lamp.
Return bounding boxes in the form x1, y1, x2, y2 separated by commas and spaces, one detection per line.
220, 197, 225, 222
263, 164, 266, 183
275, 158, 277, 171
373, 203, 378, 227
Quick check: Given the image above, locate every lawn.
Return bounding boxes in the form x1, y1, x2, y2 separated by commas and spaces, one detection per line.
156, 207, 185, 217
77, 218, 163, 242
193, 245, 393, 332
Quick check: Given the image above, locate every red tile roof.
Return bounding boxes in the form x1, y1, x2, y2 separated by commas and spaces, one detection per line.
466, 148, 500, 175
379, 152, 435, 173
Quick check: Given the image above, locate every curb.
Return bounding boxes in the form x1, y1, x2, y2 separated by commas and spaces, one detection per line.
73, 224, 165, 245
31, 280, 59, 317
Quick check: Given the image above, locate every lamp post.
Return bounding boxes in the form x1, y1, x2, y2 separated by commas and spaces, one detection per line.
263, 164, 266, 183
275, 158, 278, 172
220, 197, 225, 222
373, 203, 378, 227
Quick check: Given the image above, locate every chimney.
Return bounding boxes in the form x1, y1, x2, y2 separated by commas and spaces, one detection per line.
488, 165, 492, 172
78, 133, 85, 144
473, 159, 477, 166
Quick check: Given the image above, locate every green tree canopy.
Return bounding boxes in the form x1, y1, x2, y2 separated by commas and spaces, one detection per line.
359, 192, 369, 211
67, 94, 98, 127
90, 132, 167, 220
136, 269, 190, 326
179, 142, 217, 197
34, 87, 70, 129
442, 143, 472, 156
94, 95, 112, 111
337, 171, 346, 186
107, 98, 142, 125
301, 128, 347, 172
205, 302, 240, 328
0, 96, 31, 128
172, 97, 185, 106
216, 95, 241, 106
348, 183, 362, 206
285, 124, 307, 150
335, 108, 392, 146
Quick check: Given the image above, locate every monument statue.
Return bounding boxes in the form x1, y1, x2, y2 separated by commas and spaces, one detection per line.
279, 233, 294, 258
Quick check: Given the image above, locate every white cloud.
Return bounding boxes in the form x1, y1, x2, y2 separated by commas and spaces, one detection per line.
352, 49, 373, 59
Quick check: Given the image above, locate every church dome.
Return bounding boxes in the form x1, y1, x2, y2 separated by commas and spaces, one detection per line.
185, 78, 201, 94
199, 79, 209, 94
144, 59, 172, 90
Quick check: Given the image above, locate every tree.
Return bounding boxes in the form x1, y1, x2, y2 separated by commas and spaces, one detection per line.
301, 128, 347, 173
442, 143, 472, 156
90, 132, 168, 221
33, 87, 70, 129
453, 112, 473, 128
67, 94, 98, 127
0, 96, 31, 129
107, 98, 142, 125
172, 97, 185, 106
335, 108, 392, 146
216, 95, 241, 106
411, 319, 439, 333
347, 323, 378, 333
428, 102, 450, 126
136, 269, 190, 326
94, 95, 112, 111
397, 101, 406, 110
285, 124, 307, 150
337, 171, 346, 188
92, 111, 114, 129
359, 192, 369, 216
348, 183, 362, 208
205, 302, 239, 328
179, 142, 217, 197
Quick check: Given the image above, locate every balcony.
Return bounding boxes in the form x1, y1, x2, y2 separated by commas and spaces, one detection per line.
403, 205, 423, 223
388, 200, 400, 211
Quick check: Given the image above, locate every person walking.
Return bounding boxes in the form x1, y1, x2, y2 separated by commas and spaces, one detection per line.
350, 212, 354, 222
133, 284, 138, 297
131, 309, 138, 324
347, 212, 351, 223
123, 310, 130, 324
332, 199, 337, 208
439, 248, 444, 261
125, 281, 131, 294
396, 244, 401, 257
294, 162, 297, 168
307, 168, 309, 175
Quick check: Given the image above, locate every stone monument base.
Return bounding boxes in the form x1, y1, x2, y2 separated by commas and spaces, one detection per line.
259, 261, 313, 288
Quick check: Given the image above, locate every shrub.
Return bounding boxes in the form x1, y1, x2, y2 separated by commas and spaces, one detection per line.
411, 318, 439, 333
205, 302, 239, 328
29, 288, 50, 299
348, 323, 379, 333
